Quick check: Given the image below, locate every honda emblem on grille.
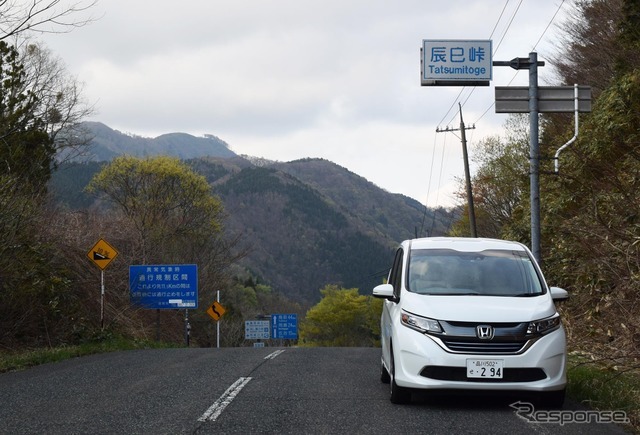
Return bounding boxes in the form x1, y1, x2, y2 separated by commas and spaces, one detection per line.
476, 325, 495, 340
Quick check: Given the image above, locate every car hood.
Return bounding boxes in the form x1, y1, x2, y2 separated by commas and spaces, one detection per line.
401, 292, 557, 322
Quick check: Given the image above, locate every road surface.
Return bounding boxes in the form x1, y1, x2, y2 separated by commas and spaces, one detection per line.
0, 347, 628, 434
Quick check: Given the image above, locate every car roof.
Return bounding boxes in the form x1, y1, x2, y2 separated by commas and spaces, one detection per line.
407, 237, 528, 253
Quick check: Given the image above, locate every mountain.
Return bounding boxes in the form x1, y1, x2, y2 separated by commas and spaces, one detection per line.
73, 121, 236, 161
50, 124, 457, 304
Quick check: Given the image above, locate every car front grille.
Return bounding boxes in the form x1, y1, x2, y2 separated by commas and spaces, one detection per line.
431, 320, 534, 355
441, 339, 527, 354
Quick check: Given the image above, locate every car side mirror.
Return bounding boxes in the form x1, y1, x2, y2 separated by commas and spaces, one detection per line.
373, 283, 396, 301
550, 286, 569, 302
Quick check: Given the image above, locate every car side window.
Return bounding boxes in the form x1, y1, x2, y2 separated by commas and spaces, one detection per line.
388, 248, 404, 300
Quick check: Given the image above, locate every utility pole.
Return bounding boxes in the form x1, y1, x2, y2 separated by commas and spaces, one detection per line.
436, 104, 477, 237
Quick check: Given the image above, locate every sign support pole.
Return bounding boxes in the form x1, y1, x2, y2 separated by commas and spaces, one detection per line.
100, 270, 105, 330
493, 54, 545, 264
528, 52, 541, 264
87, 238, 118, 331
216, 290, 220, 349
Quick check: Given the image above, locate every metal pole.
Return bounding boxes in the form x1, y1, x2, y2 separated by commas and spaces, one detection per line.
216, 290, 220, 349
184, 309, 190, 347
529, 52, 541, 263
554, 84, 580, 173
100, 270, 105, 330
459, 103, 477, 238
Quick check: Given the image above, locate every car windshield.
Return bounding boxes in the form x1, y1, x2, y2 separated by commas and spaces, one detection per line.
407, 249, 544, 296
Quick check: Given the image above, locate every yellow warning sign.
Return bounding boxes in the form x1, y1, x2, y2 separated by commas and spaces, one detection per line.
206, 301, 226, 321
87, 238, 119, 270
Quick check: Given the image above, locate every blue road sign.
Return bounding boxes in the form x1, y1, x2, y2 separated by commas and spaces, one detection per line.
129, 264, 198, 309
271, 314, 298, 339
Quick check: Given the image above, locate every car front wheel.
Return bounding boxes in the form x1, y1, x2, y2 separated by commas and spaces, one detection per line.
389, 346, 411, 404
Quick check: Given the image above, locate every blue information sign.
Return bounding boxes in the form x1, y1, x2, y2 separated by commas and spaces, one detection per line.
129, 264, 198, 309
271, 314, 298, 339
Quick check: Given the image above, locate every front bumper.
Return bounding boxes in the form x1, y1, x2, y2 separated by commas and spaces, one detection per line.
392, 326, 567, 392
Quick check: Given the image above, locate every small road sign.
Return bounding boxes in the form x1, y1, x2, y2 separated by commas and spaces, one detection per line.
207, 301, 226, 321
87, 238, 119, 270
245, 320, 270, 340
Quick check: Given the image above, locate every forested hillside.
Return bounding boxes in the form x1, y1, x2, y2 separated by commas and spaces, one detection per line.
51, 154, 453, 305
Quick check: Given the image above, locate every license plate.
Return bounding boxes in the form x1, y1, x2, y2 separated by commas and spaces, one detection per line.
466, 359, 504, 379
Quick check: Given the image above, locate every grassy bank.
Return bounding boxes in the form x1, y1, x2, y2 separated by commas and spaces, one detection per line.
0, 336, 178, 373
567, 352, 639, 432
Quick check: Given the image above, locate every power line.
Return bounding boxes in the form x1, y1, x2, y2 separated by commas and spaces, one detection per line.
428, 2, 515, 213
429, 132, 448, 236
532, 0, 566, 51
426, 0, 565, 212
419, 133, 440, 237
490, 0, 511, 39
493, 0, 525, 55
473, 0, 568, 125
439, 0, 522, 130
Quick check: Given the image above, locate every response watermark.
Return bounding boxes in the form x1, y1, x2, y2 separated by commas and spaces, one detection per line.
510, 401, 629, 426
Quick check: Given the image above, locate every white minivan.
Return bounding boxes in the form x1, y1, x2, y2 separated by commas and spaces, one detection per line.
373, 237, 568, 406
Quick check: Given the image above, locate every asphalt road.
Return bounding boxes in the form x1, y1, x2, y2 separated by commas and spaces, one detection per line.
0, 347, 628, 434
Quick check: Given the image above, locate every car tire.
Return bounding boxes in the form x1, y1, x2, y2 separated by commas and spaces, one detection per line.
380, 357, 391, 384
538, 388, 566, 409
389, 347, 411, 404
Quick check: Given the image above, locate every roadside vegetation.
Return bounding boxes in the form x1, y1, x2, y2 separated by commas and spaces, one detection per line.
567, 353, 640, 431
0, 335, 177, 374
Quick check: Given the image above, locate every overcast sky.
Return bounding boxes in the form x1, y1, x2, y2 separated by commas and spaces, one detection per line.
39, 0, 570, 208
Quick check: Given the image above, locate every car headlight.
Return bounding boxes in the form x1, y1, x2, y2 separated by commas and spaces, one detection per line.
527, 314, 561, 336
401, 311, 442, 334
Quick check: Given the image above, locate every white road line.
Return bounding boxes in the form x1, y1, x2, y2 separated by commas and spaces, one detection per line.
264, 349, 285, 360
197, 377, 252, 422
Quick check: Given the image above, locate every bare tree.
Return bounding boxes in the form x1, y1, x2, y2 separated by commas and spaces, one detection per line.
17, 40, 94, 161
0, 0, 97, 41
550, 0, 624, 97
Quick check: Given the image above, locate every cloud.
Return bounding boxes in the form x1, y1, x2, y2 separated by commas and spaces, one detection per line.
39, 0, 569, 207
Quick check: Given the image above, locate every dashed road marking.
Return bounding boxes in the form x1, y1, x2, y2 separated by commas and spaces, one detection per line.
264, 349, 285, 360
198, 377, 252, 422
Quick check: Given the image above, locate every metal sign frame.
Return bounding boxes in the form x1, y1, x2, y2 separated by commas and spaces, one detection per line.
495, 86, 591, 113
